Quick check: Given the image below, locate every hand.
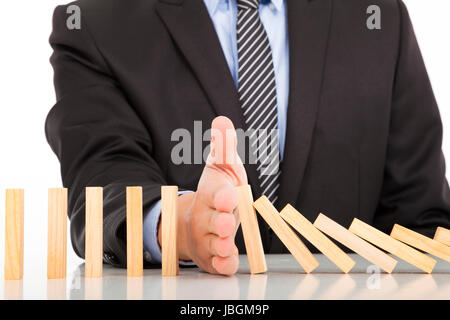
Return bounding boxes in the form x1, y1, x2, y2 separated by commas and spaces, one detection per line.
158, 116, 247, 275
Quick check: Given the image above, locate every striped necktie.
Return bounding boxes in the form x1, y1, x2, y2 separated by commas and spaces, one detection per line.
237, 0, 280, 204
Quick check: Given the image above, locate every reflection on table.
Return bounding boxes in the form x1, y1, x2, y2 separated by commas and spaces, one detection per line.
2, 254, 450, 300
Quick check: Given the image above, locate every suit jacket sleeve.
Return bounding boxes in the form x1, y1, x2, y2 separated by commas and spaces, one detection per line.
46, 5, 166, 267
374, 0, 450, 236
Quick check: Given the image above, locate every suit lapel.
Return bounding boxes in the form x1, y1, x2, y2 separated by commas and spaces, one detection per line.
155, 0, 243, 125
277, 0, 333, 209
156, 0, 261, 193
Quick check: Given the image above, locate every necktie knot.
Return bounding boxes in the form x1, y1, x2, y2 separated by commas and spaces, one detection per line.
237, 0, 260, 10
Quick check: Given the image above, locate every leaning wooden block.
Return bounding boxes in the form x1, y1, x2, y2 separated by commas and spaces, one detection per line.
349, 218, 436, 273
47, 188, 68, 279
434, 227, 450, 247
236, 185, 267, 274
253, 196, 319, 273
127, 187, 143, 277
161, 186, 179, 277
391, 224, 450, 262
85, 187, 103, 278
5, 189, 24, 280
280, 205, 355, 273
313, 213, 397, 273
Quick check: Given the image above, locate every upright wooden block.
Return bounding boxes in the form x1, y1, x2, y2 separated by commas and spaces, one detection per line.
349, 218, 436, 273
47, 188, 68, 279
85, 187, 103, 278
127, 186, 143, 277
161, 186, 179, 277
237, 185, 267, 274
434, 227, 450, 247
313, 213, 397, 273
280, 205, 355, 273
253, 196, 319, 273
5, 189, 24, 280
391, 224, 450, 262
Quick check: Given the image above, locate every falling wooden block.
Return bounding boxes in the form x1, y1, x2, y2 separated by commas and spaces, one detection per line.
161, 186, 179, 277
313, 213, 397, 273
85, 187, 103, 278
390, 224, 450, 262
237, 185, 267, 274
5, 189, 24, 280
349, 218, 436, 273
434, 227, 450, 247
253, 196, 319, 273
280, 205, 355, 273
47, 188, 68, 279
127, 186, 143, 277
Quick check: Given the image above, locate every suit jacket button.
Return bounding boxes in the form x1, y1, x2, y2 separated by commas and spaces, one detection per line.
144, 251, 152, 262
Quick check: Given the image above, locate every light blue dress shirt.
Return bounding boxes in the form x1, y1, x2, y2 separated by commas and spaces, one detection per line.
143, 0, 289, 264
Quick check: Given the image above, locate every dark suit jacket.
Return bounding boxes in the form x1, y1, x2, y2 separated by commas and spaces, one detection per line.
46, 0, 450, 267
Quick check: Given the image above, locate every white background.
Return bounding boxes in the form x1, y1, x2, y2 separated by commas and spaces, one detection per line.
0, 0, 449, 295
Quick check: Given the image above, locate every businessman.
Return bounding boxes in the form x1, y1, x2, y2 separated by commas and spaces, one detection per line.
46, 0, 450, 275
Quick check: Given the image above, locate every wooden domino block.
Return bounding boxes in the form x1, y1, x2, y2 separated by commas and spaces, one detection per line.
253, 196, 319, 273
280, 205, 355, 273
47, 188, 68, 279
161, 186, 179, 277
434, 227, 450, 247
127, 186, 143, 277
85, 187, 103, 278
349, 218, 436, 273
236, 185, 267, 274
313, 213, 397, 273
391, 224, 450, 262
5, 189, 24, 280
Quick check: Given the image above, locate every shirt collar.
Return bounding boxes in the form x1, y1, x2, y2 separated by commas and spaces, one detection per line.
204, 0, 283, 15
203, 0, 225, 16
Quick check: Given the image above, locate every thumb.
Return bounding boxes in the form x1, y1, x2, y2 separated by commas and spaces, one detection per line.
206, 116, 247, 186
209, 116, 238, 167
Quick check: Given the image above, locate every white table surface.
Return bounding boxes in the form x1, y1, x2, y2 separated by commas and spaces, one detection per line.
2, 254, 450, 300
